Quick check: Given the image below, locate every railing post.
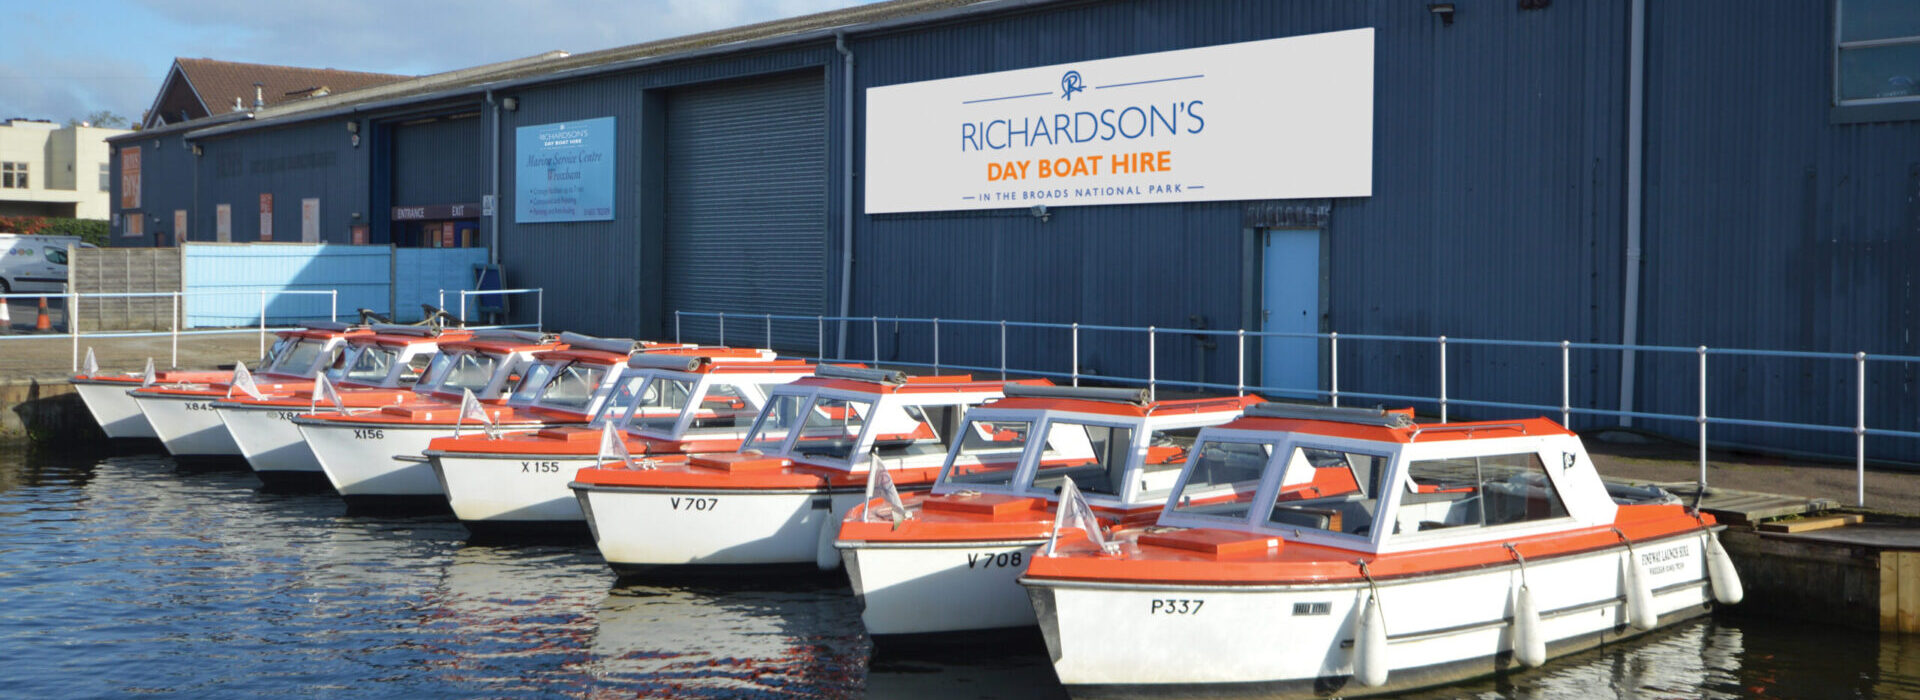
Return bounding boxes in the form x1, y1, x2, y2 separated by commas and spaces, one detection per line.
932, 318, 940, 373
765, 313, 772, 351
259, 289, 267, 359
536, 288, 544, 331
1561, 340, 1572, 428
817, 315, 825, 360
1236, 329, 1246, 397
999, 320, 1008, 380
1148, 326, 1157, 402
1438, 335, 1448, 423
718, 312, 726, 346
459, 291, 468, 326
1697, 346, 1709, 493
330, 290, 338, 322
438, 289, 445, 313
1329, 332, 1340, 408
1858, 351, 1868, 508
68, 292, 79, 373
674, 311, 682, 343
871, 316, 879, 364
1071, 323, 1080, 387
170, 293, 179, 368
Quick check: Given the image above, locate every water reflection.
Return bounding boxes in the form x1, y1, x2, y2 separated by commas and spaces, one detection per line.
2, 447, 1919, 698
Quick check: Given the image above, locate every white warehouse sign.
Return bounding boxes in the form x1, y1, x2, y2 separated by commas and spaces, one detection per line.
864, 28, 1374, 214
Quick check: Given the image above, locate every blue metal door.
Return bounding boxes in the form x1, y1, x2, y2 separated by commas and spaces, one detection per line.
1261, 229, 1320, 398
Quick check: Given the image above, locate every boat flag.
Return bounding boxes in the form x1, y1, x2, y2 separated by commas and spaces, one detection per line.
598, 420, 645, 469
458, 388, 497, 439
1047, 476, 1118, 556
311, 372, 345, 413
229, 362, 264, 400
82, 348, 98, 377
140, 358, 155, 386
863, 451, 908, 526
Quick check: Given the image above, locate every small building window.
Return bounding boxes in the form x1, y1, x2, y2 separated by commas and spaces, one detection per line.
99, 163, 110, 191
1835, 0, 1920, 121
1, 162, 27, 189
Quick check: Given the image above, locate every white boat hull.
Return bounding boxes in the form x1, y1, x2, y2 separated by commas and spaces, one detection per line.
219, 404, 324, 476
575, 485, 863, 572
431, 452, 599, 525
302, 422, 464, 501
73, 380, 154, 438
1025, 532, 1717, 698
133, 391, 241, 458
841, 539, 1049, 637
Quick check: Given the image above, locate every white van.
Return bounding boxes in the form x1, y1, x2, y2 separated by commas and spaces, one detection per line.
0, 234, 89, 294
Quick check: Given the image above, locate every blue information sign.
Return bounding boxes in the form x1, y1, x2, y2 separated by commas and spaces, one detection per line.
515, 117, 616, 223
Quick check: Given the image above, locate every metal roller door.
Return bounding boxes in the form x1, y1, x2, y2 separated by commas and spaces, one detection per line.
665, 71, 826, 350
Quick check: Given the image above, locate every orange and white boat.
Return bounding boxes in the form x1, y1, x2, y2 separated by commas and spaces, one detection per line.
295, 331, 660, 509
71, 334, 303, 440
127, 322, 370, 463
570, 366, 1039, 576
211, 325, 473, 490
835, 385, 1260, 643
423, 347, 810, 536
1018, 404, 1743, 698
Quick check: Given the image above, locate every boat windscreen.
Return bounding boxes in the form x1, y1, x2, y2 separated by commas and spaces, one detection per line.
590, 375, 650, 426
1170, 440, 1276, 521
937, 418, 1032, 489
439, 353, 502, 394
260, 336, 295, 368
623, 377, 695, 433
1266, 447, 1390, 537
790, 397, 874, 463
742, 393, 807, 454
1026, 421, 1133, 498
343, 346, 397, 384
536, 362, 609, 412
267, 339, 331, 376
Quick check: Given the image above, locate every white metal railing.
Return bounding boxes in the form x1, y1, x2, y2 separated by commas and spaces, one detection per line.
437, 287, 544, 331
673, 311, 1919, 508
2, 290, 339, 371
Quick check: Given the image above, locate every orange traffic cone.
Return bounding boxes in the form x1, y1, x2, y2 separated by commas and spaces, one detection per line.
35, 297, 50, 331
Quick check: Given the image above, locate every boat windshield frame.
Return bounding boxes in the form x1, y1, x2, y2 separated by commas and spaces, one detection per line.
931, 408, 1039, 496
525, 359, 620, 415
617, 370, 703, 438
264, 337, 338, 377
739, 386, 883, 471
339, 343, 398, 386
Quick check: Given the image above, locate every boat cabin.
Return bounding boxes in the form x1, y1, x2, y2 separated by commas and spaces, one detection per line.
1153, 404, 1621, 555
730, 366, 1030, 476
929, 385, 1263, 512
613, 349, 809, 446
249, 322, 371, 380
410, 329, 565, 403
330, 325, 472, 389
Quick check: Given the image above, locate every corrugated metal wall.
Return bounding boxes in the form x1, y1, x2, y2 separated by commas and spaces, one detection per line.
111, 132, 197, 247
664, 70, 828, 350
390, 112, 483, 208
852, 0, 1629, 421
1640, 0, 1920, 460
191, 120, 371, 244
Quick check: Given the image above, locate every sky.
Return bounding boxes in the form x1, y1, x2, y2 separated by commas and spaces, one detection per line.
0, 0, 885, 125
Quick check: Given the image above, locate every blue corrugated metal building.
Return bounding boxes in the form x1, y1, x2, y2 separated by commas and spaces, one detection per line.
104, 0, 1920, 462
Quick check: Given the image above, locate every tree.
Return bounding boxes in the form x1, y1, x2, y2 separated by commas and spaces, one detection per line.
67, 110, 130, 128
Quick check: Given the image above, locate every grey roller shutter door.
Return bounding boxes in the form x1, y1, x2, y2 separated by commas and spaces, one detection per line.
665, 71, 826, 351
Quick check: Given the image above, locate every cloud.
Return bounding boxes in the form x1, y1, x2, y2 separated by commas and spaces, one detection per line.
0, 0, 879, 122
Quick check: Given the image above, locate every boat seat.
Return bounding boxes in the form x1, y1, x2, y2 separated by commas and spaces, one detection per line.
1270, 495, 1375, 536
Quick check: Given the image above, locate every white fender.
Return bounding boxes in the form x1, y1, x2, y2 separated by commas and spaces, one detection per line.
1623, 550, 1657, 631
1354, 592, 1389, 687
815, 499, 843, 571
1513, 583, 1546, 667
1706, 531, 1744, 605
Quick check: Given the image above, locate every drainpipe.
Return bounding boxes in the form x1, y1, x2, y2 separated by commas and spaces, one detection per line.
834, 31, 855, 359
485, 91, 501, 267
1617, 0, 1646, 426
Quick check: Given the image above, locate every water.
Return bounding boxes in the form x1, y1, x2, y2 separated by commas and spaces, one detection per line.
2, 447, 1918, 699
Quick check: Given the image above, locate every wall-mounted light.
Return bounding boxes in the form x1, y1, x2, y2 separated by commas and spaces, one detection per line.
1030, 204, 1050, 222
190, 144, 203, 156
345, 120, 359, 134
501, 97, 519, 112
1428, 3, 1456, 25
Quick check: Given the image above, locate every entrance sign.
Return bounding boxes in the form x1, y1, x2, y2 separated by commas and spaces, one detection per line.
515, 117, 616, 223
864, 28, 1374, 214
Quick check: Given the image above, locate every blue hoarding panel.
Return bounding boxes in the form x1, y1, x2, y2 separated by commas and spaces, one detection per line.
515, 116, 616, 223
397, 247, 490, 322
183, 244, 389, 327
